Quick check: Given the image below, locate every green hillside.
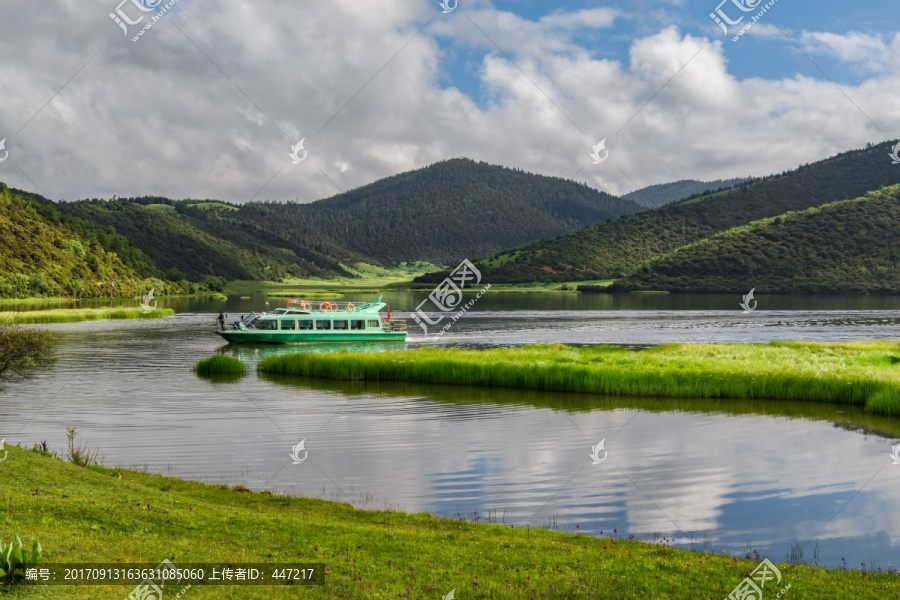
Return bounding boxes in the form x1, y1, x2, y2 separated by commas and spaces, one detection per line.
611, 185, 900, 294
457, 141, 900, 284
56, 199, 361, 281
622, 178, 749, 208
0, 184, 189, 298
238, 158, 643, 265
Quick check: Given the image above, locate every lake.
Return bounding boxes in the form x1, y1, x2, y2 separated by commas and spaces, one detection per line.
2, 292, 900, 570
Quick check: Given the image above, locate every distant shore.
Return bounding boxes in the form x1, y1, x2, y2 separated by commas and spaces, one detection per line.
1, 307, 175, 324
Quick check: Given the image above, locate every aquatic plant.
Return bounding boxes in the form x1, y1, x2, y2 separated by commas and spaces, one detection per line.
193, 355, 246, 376
257, 342, 900, 415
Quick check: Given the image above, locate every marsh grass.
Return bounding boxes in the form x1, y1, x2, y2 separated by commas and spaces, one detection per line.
193, 355, 247, 382
257, 342, 900, 415
0, 307, 175, 324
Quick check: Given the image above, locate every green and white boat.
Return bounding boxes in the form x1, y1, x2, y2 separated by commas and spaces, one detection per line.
216, 297, 406, 343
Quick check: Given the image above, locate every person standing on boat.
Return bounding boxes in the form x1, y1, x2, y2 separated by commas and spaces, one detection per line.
217, 311, 225, 329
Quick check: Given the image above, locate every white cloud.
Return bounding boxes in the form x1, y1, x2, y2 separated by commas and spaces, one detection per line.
0, 1, 896, 203
800, 30, 899, 74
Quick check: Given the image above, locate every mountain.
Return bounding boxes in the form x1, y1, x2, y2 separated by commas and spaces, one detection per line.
453, 141, 900, 284
610, 185, 900, 294
622, 178, 749, 208
237, 158, 644, 266
55, 198, 363, 282
0, 184, 191, 298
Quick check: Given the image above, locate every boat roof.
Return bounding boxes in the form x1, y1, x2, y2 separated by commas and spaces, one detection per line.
255, 302, 387, 319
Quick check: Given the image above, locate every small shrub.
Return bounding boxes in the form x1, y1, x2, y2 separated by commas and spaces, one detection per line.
65, 426, 101, 467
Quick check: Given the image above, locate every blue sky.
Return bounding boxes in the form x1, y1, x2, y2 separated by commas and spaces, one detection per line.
440, 0, 899, 104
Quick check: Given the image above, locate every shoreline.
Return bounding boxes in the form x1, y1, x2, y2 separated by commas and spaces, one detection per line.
0, 446, 896, 599
0, 307, 175, 324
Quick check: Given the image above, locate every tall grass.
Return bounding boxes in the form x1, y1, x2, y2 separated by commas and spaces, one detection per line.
0, 307, 175, 324
257, 342, 900, 415
193, 355, 246, 376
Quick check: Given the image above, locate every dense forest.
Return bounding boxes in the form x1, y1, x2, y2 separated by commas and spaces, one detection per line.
0, 184, 194, 298
622, 178, 749, 208
57, 199, 362, 281
237, 158, 643, 265
610, 185, 900, 294
450, 141, 900, 284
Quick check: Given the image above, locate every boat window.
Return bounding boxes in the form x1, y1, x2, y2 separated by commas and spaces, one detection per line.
350, 320, 366, 330
280, 320, 296, 331
315, 320, 331, 330
298, 319, 314, 330
258, 319, 277, 330
333, 320, 348, 330
367, 320, 380, 328
247, 318, 260, 329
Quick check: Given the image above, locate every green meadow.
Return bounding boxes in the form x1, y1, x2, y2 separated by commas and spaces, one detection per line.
0, 307, 175, 324
0, 446, 895, 599
257, 342, 900, 415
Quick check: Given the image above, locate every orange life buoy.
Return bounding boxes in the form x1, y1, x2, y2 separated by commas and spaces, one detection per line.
346, 303, 355, 312
319, 302, 331, 312
298, 300, 307, 309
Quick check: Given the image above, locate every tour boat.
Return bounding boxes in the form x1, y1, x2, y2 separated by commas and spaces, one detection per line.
216, 296, 406, 343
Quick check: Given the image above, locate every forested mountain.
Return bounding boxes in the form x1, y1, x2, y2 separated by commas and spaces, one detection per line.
622, 178, 749, 208
610, 185, 900, 294
0, 184, 191, 298
238, 158, 643, 265
451, 141, 900, 284
57, 199, 362, 281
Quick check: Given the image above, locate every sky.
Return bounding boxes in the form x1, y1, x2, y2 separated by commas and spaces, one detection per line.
0, 0, 898, 202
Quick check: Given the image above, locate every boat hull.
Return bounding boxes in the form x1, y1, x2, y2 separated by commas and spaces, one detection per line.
217, 331, 407, 344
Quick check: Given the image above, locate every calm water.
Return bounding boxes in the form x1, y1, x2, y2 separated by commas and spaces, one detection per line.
2, 293, 900, 570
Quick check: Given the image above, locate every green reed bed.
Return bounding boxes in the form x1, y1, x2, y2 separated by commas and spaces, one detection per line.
193, 355, 246, 376
257, 342, 900, 415
0, 307, 175, 324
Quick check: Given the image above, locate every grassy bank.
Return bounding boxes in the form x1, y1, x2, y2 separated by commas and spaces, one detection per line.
1, 307, 175, 324
258, 342, 900, 415
0, 446, 896, 599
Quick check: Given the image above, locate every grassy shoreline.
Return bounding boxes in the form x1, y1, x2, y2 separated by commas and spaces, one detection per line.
0, 307, 175, 324
257, 342, 900, 415
0, 446, 896, 599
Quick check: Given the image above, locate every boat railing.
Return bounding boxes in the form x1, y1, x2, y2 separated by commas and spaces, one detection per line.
284, 300, 374, 314
384, 321, 407, 332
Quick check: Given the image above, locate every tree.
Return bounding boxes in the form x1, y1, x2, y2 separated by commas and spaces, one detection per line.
0, 320, 58, 390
